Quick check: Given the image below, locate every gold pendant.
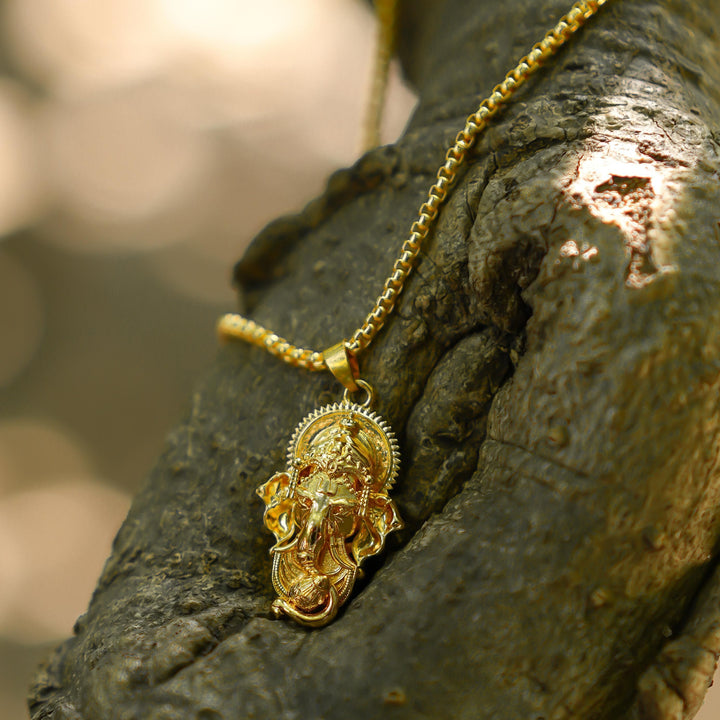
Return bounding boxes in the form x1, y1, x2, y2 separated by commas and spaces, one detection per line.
257, 381, 402, 627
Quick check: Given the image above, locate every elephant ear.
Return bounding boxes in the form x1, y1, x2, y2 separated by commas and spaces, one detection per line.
351, 495, 403, 566
256, 472, 295, 544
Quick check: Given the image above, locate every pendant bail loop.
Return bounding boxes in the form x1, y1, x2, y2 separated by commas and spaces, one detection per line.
324, 341, 360, 393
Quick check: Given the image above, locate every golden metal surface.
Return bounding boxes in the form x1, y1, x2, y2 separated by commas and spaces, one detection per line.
217, 314, 326, 371
323, 341, 360, 393
257, 397, 402, 626
362, 0, 398, 152
218, 0, 610, 370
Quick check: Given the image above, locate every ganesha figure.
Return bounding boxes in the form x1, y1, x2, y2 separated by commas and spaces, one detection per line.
257, 398, 402, 627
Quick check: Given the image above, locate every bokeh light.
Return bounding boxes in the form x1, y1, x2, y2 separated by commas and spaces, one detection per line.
0, 478, 130, 643
0, 419, 94, 492
0, 420, 119, 645
39, 84, 214, 252
0, 251, 44, 388
2, 0, 415, 267
3, 0, 171, 92
0, 81, 44, 238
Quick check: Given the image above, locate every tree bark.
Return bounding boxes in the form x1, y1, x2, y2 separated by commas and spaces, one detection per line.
30, 1, 720, 719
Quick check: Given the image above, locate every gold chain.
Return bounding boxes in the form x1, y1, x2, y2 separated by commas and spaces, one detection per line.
362, 0, 398, 152
218, 0, 610, 373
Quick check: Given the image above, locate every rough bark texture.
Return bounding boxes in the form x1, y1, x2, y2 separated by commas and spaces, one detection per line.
29, 1, 720, 719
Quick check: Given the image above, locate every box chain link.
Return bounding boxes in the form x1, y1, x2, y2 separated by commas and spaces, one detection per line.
218, 0, 610, 374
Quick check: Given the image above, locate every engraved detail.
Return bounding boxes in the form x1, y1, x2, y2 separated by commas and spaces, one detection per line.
257, 401, 402, 626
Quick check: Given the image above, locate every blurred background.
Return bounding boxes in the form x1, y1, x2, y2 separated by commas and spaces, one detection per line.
0, 1, 716, 719
0, 0, 415, 716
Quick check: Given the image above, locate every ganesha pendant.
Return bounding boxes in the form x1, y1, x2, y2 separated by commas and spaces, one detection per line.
257, 391, 402, 627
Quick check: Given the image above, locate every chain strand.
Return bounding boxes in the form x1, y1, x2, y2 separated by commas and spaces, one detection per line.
362, 0, 398, 152
218, 0, 609, 371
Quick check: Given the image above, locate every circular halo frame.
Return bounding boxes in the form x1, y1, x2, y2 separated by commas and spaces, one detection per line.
287, 401, 400, 491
